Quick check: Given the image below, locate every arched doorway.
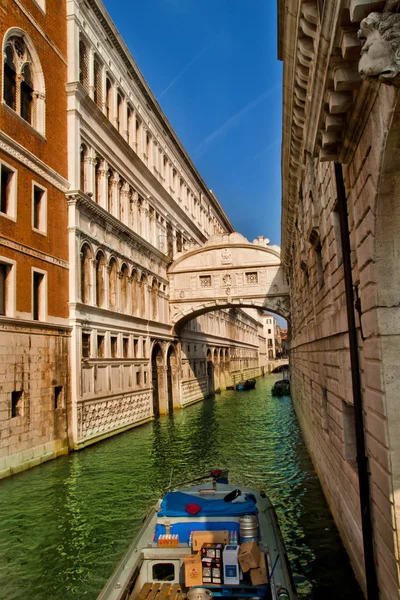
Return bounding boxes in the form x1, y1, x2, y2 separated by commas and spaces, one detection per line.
206, 349, 215, 397
166, 345, 180, 411
151, 343, 163, 417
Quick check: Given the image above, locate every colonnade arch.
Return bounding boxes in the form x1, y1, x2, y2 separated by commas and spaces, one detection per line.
151, 341, 180, 416
79, 240, 165, 319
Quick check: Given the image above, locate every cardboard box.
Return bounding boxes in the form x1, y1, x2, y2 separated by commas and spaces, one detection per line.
202, 558, 222, 585
184, 553, 203, 587
238, 540, 260, 573
250, 552, 268, 586
192, 530, 230, 551
201, 543, 224, 560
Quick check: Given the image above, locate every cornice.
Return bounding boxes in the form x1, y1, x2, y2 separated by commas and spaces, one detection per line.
279, 0, 383, 268
0, 131, 70, 192
82, 0, 234, 233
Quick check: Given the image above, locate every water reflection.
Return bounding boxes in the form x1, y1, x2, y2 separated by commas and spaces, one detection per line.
0, 375, 363, 600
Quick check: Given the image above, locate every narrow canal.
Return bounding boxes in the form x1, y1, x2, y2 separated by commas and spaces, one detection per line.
0, 375, 363, 600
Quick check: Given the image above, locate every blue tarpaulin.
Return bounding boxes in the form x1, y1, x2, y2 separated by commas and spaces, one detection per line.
157, 492, 257, 517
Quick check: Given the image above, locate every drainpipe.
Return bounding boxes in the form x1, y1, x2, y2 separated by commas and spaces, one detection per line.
334, 163, 379, 600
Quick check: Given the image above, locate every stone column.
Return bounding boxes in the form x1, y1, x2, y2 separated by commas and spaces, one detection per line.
110, 172, 120, 218
98, 160, 109, 210
120, 182, 130, 225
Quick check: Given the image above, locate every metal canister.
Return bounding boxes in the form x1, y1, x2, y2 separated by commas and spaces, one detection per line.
239, 514, 258, 543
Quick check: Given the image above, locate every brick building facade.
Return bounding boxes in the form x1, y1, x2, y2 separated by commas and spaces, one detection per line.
279, 1, 400, 597
0, 0, 70, 478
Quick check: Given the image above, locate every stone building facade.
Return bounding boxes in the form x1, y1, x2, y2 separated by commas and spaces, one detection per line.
279, 1, 400, 597
0, 0, 70, 478
65, 0, 267, 450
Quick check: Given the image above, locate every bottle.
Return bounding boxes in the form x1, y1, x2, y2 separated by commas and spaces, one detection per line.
188, 531, 193, 548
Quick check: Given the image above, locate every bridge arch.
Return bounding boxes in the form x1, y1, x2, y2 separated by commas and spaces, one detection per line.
168, 233, 290, 330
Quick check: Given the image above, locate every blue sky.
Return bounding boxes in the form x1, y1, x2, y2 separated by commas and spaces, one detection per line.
104, 0, 283, 247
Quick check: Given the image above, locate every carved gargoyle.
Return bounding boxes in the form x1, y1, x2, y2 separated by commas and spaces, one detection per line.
358, 12, 400, 84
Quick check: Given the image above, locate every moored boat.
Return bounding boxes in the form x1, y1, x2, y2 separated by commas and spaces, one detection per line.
271, 379, 290, 397
97, 471, 298, 600
236, 379, 256, 391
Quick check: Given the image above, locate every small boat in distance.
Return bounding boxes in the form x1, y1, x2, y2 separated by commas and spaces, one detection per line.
236, 379, 256, 391
97, 470, 298, 600
271, 378, 290, 397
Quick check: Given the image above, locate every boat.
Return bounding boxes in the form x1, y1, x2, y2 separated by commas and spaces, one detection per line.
97, 470, 298, 600
271, 379, 290, 397
236, 379, 256, 391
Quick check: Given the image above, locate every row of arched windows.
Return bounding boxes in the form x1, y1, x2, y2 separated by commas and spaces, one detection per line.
3, 30, 45, 134
80, 244, 161, 321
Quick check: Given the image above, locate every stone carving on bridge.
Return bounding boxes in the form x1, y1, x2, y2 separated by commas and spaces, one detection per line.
358, 12, 400, 83
221, 248, 232, 264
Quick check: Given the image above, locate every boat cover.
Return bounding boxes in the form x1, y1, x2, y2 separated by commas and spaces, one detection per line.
157, 492, 257, 517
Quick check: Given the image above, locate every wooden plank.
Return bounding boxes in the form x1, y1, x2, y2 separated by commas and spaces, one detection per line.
158, 583, 172, 600
138, 583, 153, 600
169, 583, 182, 600
147, 583, 161, 600
176, 593, 186, 600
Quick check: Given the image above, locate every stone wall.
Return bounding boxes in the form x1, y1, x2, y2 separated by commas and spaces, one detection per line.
284, 54, 400, 600
0, 324, 69, 479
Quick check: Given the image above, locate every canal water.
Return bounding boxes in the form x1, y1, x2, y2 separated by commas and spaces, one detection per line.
0, 375, 364, 600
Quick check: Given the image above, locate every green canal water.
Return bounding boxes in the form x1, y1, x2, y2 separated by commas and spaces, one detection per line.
0, 375, 364, 600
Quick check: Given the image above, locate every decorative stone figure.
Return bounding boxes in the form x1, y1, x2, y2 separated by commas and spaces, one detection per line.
358, 12, 400, 82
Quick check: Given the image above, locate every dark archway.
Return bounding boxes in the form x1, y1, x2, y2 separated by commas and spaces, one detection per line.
166, 345, 180, 411
151, 343, 163, 417
206, 349, 215, 397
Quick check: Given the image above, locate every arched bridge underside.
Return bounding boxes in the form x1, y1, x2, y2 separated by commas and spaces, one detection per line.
168, 233, 290, 330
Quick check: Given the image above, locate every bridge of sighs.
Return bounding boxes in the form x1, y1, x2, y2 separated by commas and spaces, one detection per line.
168, 233, 290, 330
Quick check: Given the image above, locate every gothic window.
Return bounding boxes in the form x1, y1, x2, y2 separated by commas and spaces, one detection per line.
176, 231, 182, 253
151, 279, 158, 321
109, 258, 118, 311
105, 77, 112, 120
3, 33, 45, 134
120, 264, 129, 313
93, 55, 102, 108
127, 105, 133, 145
80, 145, 87, 193
140, 273, 146, 318
79, 38, 89, 91
117, 91, 123, 133
131, 268, 137, 315
95, 159, 101, 204
107, 168, 113, 213
80, 244, 92, 304
95, 251, 106, 308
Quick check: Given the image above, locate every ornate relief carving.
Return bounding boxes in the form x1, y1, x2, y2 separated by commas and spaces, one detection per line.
221, 248, 232, 264
358, 12, 400, 81
78, 392, 152, 440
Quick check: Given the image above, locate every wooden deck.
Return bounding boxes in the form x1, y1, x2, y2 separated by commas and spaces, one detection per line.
136, 583, 186, 600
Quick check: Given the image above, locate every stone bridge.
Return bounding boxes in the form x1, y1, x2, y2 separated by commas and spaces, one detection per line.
168, 233, 290, 329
